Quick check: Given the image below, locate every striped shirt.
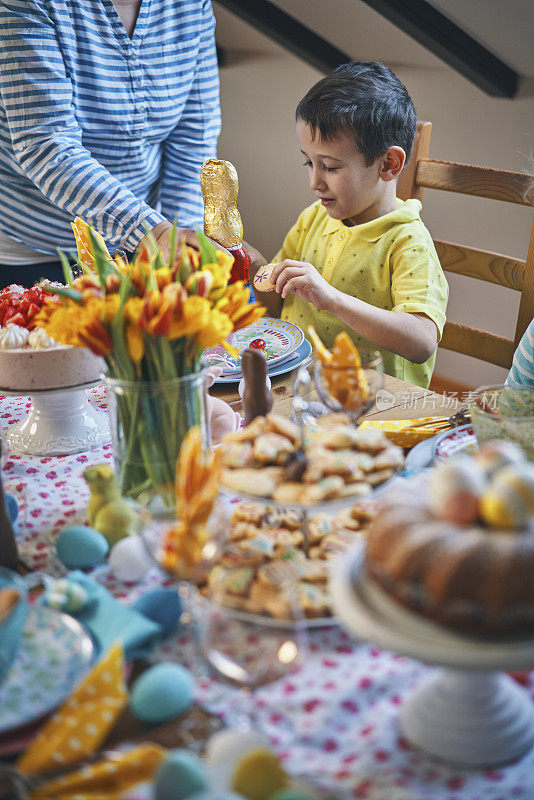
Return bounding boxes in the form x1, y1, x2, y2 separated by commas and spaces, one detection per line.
0, 0, 221, 260
506, 318, 534, 389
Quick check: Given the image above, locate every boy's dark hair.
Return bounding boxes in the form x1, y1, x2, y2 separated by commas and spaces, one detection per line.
296, 61, 417, 166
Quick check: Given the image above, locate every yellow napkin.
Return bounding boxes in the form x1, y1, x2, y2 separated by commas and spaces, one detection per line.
360, 418, 450, 448
15, 644, 166, 799
28, 743, 165, 800
71, 217, 112, 268
17, 644, 128, 776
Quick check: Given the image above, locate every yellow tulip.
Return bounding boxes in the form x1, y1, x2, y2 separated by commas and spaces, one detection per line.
196, 309, 233, 348
126, 323, 145, 363
168, 295, 210, 340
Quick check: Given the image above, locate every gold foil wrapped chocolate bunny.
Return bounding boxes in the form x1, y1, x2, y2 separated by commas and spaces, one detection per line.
200, 159, 243, 248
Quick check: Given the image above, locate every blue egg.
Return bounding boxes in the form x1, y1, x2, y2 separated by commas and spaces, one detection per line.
133, 588, 182, 637
130, 663, 194, 723
56, 525, 109, 570
155, 749, 209, 800
5, 493, 18, 524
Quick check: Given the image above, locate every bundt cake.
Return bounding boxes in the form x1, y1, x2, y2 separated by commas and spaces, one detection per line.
363, 442, 534, 636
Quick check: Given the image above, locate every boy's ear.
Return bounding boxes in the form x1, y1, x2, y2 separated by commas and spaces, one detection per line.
380, 146, 406, 182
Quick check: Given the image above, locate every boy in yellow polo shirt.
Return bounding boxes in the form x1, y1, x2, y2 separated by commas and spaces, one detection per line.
245, 61, 448, 388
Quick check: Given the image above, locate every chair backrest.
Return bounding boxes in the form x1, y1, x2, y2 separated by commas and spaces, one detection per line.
397, 120, 432, 202
412, 158, 534, 369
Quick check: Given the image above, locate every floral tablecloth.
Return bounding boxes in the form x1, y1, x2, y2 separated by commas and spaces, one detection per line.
2, 388, 534, 800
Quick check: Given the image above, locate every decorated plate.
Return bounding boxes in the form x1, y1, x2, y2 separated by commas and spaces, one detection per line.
213, 337, 313, 385
0, 605, 94, 734
433, 423, 477, 462
202, 318, 304, 375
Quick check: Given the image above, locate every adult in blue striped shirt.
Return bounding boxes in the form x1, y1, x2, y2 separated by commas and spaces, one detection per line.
0, 0, 221, 288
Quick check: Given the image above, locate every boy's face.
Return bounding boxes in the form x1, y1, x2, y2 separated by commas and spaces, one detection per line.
296, 120, 387, 226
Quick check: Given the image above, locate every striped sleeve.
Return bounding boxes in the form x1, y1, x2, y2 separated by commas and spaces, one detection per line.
159, 0, 221, 229
506, 318, 534, 389
0, 0, 164, 251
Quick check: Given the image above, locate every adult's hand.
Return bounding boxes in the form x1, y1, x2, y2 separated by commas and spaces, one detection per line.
138, 222, 229, 265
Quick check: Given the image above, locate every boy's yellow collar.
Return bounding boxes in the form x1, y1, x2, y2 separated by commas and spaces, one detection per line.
320, 198, 422, 241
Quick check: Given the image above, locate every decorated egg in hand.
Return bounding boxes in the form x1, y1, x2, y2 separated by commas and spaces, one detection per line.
428, 458, 487, 524
480, 463, 534, 529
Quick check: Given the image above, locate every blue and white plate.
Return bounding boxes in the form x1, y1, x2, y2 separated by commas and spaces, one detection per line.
0, 605, 94, 734
202, 318, 304, 376
213, 337, 312, 384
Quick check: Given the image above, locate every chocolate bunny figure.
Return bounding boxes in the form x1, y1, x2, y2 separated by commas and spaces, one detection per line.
241, 348, 273, 425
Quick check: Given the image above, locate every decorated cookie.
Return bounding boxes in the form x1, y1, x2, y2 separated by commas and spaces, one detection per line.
253, 263, 277, 292
254, 433, 294, 464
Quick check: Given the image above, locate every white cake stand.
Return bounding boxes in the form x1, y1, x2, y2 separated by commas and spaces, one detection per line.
330, 544, 534, 768
1, 381, 110, 456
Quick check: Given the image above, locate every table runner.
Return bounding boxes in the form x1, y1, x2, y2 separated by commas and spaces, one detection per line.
1, 389, 534, 800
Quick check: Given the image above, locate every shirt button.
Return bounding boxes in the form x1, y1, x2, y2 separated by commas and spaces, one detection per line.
338, 232, 345, 240
326, 257, 333, 266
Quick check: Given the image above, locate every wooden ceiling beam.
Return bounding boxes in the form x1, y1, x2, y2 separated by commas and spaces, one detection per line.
215, 0, 351, 74
215, 0, 520, 98
359, 0, 519, 98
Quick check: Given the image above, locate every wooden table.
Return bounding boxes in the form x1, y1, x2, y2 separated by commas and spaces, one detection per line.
0, 375, 465, 797
213, 369, 460, 422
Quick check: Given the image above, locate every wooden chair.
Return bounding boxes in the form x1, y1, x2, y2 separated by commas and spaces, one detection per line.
397, 120, 432, 202
410, 160, 534, 369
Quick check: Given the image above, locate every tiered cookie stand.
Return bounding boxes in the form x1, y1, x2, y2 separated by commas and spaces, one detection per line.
1, 381, 109, 456
330, 544, 534, 768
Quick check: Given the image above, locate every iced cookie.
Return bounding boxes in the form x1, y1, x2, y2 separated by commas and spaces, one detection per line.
253, 263, 277, 292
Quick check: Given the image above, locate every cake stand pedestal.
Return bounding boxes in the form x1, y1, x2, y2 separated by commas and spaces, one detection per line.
330, 544, 534, 768
1, 382, 110, 456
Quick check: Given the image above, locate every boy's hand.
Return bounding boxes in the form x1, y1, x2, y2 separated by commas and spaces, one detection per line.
271, 260, 337, 312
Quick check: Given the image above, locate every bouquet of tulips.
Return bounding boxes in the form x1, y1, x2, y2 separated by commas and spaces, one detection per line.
37, 225, 265, 510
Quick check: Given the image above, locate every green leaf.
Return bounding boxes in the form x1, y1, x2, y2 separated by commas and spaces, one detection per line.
196, 228, 219, 265
177, 240, 192, 284
168, 221, 179, 270
57, 248, 73, 286
111, 274, 135, 381
88, 228, 115, 289
41, 282, 83, 303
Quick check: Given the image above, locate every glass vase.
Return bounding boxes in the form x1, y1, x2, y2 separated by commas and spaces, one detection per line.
104, 371, 209, 516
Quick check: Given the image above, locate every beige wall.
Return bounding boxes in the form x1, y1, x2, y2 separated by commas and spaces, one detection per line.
214, 5, 534, 388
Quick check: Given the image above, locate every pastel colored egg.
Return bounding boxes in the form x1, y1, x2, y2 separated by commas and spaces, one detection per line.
206, 730, 269, 787
195, 794, 246, 800
480, 463, 534, 529
267, 792, 315, 800
133, 588, 182, 637
155, 749, 209, 800
206, 730, 269, 765
108, 535, 152, 583
5, 493, 18, 524
427, 458, 487, 524
474, 440, 526, 478
130, 663, 194, 723
231, 749, 288, 800
56, 525, 109, 569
